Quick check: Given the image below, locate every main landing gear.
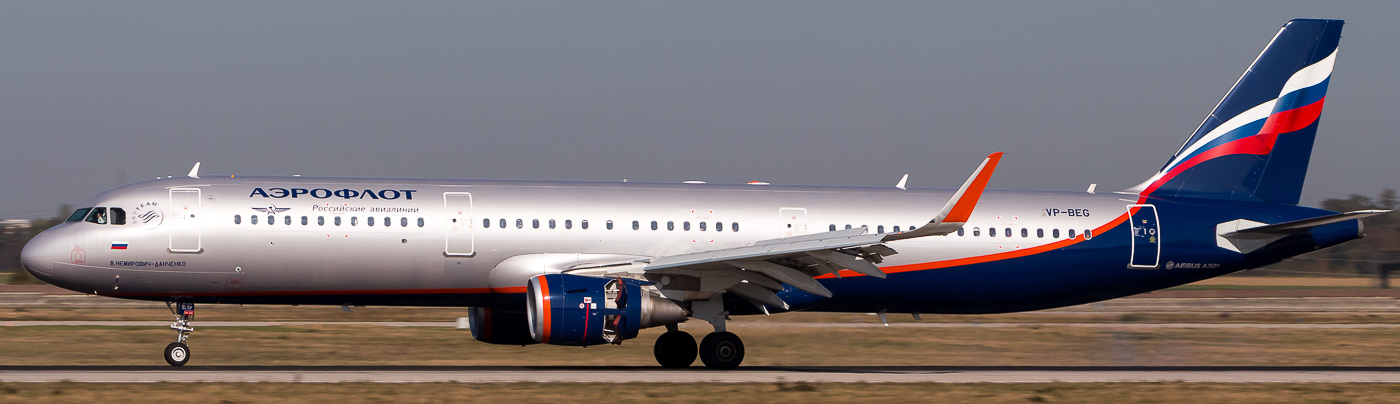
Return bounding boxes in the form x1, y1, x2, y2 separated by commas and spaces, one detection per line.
653, 328, 745, 369
652, 298, 746, 369
164, 302, 195, 366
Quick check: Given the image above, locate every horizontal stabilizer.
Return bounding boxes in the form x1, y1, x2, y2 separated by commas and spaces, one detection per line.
1221, 210, 1390, 239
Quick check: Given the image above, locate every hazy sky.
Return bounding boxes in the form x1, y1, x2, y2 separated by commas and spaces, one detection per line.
2, 1, 1396, 218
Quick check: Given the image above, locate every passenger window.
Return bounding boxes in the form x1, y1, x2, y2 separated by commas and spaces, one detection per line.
1053, 229, 1060, 238
318, 216, 326, 226
334, 216, 341, 226
701, 222, 708, 231
85, 207, 108, 224
417, 218, 425, 227
109, 208, 126, 225
564, 219, 572, 229
988, 227, 996, 237
284, 215, 292, 225
973, 227, 981, 237
651, 221, 658, 231
1084, 229, 1092, 240
1068, 229, 1077, 239
367, 216, 375, 227
499, 218, 506, 228
516, 219, 523, 229
667, 221, 674, 231
877, 225, 885, 234
1021, 228, 1028, 238
732, 222, 739, 232
384, 217, 390, 227
715, 222, 722, 232
302, 216, 308, 226
250, 214, 259, 225
67, 208, 92, 222
548, 219, 555, 229
234, 215, 242, 225
351, 217, 358, 226
1037, 228, 1044, 238
632, 221, 639, 230
533, 219, 540, 229
482, 218, 489, 228
957, 228, 964, 236
845, 224, 852, 229
401, 217, 408, 227
683, 221, 690, 231
1005, 228, 1012, 237
829, 224, 836, 232
894, 226, 901, 233
267, 215, 274, 225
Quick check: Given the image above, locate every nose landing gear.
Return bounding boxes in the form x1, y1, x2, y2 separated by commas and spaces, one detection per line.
164, 302, 195, 366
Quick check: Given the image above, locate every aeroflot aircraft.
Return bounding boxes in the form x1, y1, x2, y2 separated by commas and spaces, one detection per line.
19, 19, 1390, 368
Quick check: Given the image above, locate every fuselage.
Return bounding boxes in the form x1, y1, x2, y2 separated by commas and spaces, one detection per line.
19, 175, 1362, 315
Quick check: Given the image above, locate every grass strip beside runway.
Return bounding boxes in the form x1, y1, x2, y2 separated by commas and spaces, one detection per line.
0, 382, 1398, 403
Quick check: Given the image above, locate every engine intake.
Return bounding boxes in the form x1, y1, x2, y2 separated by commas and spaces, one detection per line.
526, 274, 687, 346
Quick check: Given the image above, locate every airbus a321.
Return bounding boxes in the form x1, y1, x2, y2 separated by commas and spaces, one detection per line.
20, 19, 1387, 368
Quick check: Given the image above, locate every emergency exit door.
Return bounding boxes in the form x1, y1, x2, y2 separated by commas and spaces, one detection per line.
1128, 204, 1160, 268
779, 208, 808, 237
444, 192, 474, 256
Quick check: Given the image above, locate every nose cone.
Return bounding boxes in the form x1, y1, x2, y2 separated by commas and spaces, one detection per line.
20, 231, 55, 277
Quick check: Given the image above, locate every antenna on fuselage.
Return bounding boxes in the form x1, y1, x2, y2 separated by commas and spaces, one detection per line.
187, 162, 201, 179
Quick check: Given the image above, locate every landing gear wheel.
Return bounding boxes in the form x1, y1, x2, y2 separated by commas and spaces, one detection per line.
164, 342, 190, 367
654, 331, 697, 368
698, 331, 744, 369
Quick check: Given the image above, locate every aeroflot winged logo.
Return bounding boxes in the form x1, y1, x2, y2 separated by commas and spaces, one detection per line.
252, 205, 291, 214
248, 187, 418, 200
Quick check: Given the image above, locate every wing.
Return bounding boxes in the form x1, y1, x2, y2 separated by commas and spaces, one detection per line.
632, 152, 1003, 311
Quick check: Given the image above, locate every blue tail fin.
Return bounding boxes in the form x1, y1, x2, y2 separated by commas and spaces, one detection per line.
1128, 19, 1343, 205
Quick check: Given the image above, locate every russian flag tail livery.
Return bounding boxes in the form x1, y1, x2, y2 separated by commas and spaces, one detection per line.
1127, 19, 1342, 205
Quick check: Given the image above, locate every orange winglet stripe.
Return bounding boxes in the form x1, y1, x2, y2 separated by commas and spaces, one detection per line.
944, 152, 1002, 223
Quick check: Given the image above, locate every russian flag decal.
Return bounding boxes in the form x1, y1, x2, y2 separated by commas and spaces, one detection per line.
111, 242, 129, 250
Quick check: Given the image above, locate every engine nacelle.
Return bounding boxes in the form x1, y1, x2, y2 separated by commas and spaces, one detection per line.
526, 274, 687, 346
467, 307, 538, 346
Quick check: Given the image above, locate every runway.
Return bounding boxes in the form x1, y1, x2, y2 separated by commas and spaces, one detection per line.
3, 366, 1399, 383
6, 321, 1400, 329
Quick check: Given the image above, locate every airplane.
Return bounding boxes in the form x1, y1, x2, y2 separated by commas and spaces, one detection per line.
19, 19, 1389, 368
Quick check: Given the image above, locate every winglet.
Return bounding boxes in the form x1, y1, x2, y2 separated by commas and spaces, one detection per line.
895, 174, 909, 190
884, 152, 1002, 241
186, 162, 201, 179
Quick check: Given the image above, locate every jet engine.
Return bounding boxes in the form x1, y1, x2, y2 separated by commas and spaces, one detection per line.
467, 307, 538, 345
526, 274, 687, 346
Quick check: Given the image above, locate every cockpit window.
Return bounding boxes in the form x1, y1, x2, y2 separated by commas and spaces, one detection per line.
109, 208, 126, 225
84, 207, 109, 224
67, 208, 92, 222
